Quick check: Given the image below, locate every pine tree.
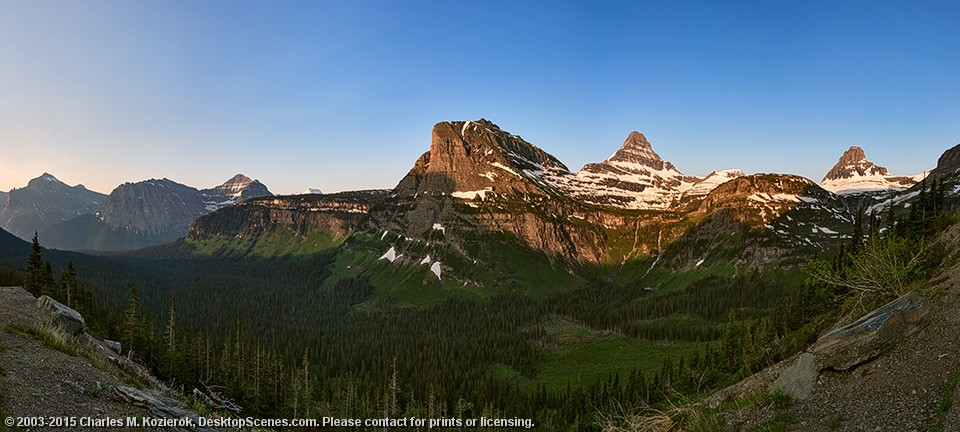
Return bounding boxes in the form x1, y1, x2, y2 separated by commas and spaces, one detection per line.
123, 284, 144, 357
24, 232, 43, 296
41, 260, 56, 297
165, 297, 177, 350
59, 261, 78, 307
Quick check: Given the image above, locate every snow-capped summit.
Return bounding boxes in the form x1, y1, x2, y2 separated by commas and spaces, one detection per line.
298, 188, 323, 195
556, 132, 691, 209
200, 174, 272, 210
820, 146, 920, 194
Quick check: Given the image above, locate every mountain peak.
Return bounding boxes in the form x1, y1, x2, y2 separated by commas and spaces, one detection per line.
623, 131, 652, 150
820, 146, 919, 194
841, 146, 867, 163
597, 131, 678, 175
822, 146, 889, 182
223, 174, 253, 186
26, 173, 68, 189
201, 174, 271, 205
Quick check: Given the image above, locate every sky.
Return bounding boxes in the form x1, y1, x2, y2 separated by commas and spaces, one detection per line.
1, 0, 958, 195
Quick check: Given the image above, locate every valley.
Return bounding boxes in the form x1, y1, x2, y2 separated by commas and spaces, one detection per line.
1, 119, 957, 430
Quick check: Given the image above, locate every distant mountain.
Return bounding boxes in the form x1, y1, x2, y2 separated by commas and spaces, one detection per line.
0, 173, 107, 241
297, 188, 324, 195
350, 120, 852, 285
563, 131, 699, 209
163, 121, 956, 291
40, 175, 272, 251
820, 146, 921, 195
200, 174, 272, 208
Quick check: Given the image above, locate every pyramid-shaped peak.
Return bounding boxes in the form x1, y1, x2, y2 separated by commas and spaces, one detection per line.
623, 131, 652, 150
605, 131, 669, 167
223, 174, 254, 185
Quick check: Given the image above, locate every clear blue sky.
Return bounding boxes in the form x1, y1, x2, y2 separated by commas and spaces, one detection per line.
2, 0, 958, 194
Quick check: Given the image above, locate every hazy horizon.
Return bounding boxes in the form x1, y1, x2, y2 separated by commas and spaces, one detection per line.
0, 129, 952, 196
2, 1, 957, 195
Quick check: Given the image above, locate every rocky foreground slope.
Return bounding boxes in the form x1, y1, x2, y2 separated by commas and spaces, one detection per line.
711, 222, 960, 431
0, 287, 213, 431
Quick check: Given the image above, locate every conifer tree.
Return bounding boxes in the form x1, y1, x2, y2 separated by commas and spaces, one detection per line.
123, 284, 144, 357
41, 260, 55, 297
59, 261, 78, 307
23, 232, 43, 296
165, 297, 177, 350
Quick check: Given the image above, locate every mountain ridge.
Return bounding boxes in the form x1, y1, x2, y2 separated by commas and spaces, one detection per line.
39, 175, 272, 251
0, 173, 107, 241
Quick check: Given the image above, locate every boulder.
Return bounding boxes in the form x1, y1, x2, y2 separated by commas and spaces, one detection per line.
812, 292, 929, 371
114, 386, 214, 432
103, 339, 122, 354
36, 295, 87, 336
770, 352, 818, 400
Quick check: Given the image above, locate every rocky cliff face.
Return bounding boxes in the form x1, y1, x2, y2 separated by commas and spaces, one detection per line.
95, 179, 210, 235
0, 173, 107, 240
820, 146, 920, 194
928, 144, 960, 181
188, 190, 388, 243
394, 119, 571, 198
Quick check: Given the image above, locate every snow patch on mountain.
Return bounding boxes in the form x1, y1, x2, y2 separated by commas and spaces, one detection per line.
452, 188, 492, 200
379, 246, 398, 262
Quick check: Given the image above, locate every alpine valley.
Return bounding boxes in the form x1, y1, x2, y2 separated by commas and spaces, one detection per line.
2, 120, 959, 431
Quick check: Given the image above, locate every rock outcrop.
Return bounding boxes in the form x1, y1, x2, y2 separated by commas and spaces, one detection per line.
770, 352, 818, 400
811, 291, 930, 371
36, 295, 87, 336
114, 386, 214, 432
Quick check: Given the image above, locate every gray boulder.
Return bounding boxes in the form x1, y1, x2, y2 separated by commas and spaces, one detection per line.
36, 295, 87, 336
103, 339, 122, 354
771, 352, 818, 400
812, 291, 929, 371
114, 386, 214, 432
